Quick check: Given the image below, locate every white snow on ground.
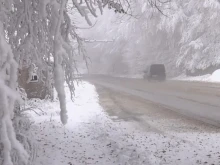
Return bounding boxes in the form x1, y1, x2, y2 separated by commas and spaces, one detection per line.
174, 69, 220, 82
211, 69, 220, 82
174, 74, 212, 82
26, 81, 220, 165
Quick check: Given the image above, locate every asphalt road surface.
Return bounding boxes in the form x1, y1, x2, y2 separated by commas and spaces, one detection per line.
83, 75, 220, 127
79, 75, 220, 164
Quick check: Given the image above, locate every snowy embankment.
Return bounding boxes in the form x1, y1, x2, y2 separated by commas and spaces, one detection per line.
26, 82, 152, 165
26, 81, 220, 165
174, 69, 220, 83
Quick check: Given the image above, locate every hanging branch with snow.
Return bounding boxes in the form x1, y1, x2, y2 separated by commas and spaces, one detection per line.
0, 5, 29, 165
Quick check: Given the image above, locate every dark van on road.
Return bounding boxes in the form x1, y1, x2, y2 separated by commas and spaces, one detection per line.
143, 64, 166, 81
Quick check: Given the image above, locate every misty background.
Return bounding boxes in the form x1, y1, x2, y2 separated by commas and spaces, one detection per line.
74, 0, 220, 78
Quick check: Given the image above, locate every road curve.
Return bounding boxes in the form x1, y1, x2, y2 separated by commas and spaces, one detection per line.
82, 75, 220, 127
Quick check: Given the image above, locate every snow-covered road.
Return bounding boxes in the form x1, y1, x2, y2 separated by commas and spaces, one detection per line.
27, 81, 220, 165
84, 75, 220, 127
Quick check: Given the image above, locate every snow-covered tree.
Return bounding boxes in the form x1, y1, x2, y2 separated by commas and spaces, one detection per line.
159, 0, 220, 72
85, 0, 181, 77
86, 0, 220, 77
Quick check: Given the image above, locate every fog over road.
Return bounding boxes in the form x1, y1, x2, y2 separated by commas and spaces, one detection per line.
83, 75, 220, 127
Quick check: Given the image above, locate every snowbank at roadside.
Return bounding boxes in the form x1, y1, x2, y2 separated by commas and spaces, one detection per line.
26, 82, 153, 165
173, 74, 212, 82
211, 69, 220, 82
174, 69, 220, 83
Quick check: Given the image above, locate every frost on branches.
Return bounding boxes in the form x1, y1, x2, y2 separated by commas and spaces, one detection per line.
84, 0, 180, 77
86, 0, 220, 76
0, 19, 28, 165
158, 0, 220, 71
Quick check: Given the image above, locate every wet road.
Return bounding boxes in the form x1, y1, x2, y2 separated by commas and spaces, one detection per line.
83, 75, 220, 127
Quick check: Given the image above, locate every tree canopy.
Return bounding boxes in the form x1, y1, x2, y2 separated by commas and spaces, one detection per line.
84, 0, 220, 76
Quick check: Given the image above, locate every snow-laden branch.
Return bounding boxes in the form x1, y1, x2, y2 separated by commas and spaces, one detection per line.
53, 0, 68, 125
0, 20, 28, 165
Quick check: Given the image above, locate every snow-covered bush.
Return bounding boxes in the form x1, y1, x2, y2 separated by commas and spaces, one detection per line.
11, 111, 37, 165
